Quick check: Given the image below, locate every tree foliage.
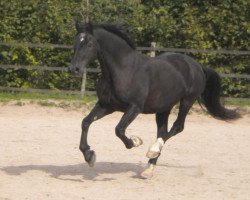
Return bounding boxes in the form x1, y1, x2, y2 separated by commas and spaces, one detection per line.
0, 0, 249, 97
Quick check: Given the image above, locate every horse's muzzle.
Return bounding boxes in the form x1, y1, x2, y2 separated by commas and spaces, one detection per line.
68, 67, 83, 78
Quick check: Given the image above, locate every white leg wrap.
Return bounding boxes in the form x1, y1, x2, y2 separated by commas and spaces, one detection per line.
141, 163, 155, 179
149, 138, 164, 153
148, 163, 155, 171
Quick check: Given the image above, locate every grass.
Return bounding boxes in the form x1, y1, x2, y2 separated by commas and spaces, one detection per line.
223, 98, 250, 107
0, 91, 97, 102
0, 91, 249, 108
0, 91, 98, 109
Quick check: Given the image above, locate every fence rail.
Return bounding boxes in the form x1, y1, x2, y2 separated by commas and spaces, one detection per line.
0, 64, 103, 73
137, 47, 250, 55
0, 42, 249, 101
0, 42, 72, 49
1, 42, 250, 55
1, 64, 250, 79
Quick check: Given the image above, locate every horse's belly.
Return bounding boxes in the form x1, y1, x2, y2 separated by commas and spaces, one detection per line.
143, 85, 185, 113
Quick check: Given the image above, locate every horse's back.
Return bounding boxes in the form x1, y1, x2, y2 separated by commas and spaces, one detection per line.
141, 53, 206, 113
157, 53, 206, 96
141, 57, 187, 112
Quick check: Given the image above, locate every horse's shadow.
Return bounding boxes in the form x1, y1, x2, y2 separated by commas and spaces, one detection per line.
0, 162, 145, 182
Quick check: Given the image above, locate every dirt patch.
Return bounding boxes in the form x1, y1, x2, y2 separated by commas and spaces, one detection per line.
0, 103, 249, 200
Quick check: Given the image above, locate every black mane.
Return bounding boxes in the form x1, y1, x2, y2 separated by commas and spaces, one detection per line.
77, 23, 136, 49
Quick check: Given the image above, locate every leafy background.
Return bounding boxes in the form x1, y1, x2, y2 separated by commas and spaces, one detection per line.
0, 0, 249, 97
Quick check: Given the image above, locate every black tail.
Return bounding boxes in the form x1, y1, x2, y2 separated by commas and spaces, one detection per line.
201, 67, 241, 120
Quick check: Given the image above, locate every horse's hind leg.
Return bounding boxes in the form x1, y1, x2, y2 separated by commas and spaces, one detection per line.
80, 102, 113, 167
147, 111, 171, 159
141, 110, 171, 179
166, 98, 196, 140
142, 98, 195, 178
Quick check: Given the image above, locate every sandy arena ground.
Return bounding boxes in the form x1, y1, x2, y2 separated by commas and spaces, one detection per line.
0, 103, 249, 200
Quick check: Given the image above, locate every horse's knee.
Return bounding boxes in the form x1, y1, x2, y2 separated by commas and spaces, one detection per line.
82, 118, 91, 130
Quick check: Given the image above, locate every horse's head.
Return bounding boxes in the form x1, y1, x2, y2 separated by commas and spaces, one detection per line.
69, 23, 98, 77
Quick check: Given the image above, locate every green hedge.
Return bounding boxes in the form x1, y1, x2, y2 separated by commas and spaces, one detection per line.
0, 0, 249, 97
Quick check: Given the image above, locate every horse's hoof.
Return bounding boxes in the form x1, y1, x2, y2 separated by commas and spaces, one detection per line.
131, 136, 143, 147
146, 150, 160, 159
141, 164, 155, 179
87, 153, 96, 167
85, 150, 96, 167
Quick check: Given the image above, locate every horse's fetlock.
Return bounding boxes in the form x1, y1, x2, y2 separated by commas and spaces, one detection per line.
79, 145, 90, 153
125, 139, 134, 149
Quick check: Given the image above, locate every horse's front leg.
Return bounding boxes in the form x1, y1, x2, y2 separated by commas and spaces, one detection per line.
80, 102, 113, 167
115, 104, 143, 149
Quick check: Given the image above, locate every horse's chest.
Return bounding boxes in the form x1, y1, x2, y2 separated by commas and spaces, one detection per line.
96, 80, 128, 111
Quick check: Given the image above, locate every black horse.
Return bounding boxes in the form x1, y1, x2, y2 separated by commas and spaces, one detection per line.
69, 23, 240, 178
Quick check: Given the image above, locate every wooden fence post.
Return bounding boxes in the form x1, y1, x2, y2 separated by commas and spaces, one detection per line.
150, 42, 156, 57
80, 68, 87, 97
80, 0, 89, 97
86, 0, 89, 22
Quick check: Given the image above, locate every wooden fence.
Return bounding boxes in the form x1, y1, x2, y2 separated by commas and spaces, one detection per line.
0, 42, 249, 101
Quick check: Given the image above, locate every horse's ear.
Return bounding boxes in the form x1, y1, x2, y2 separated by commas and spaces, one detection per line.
75, 21, 81, 33
85, 22, 93, 34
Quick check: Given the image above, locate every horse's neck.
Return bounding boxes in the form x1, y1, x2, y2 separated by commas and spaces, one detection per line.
95, 30, 137, 81
99, 42, 133, 67
97, 51, 113, 82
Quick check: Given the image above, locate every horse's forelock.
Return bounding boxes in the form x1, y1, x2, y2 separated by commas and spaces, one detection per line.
75, 22, 93, 34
